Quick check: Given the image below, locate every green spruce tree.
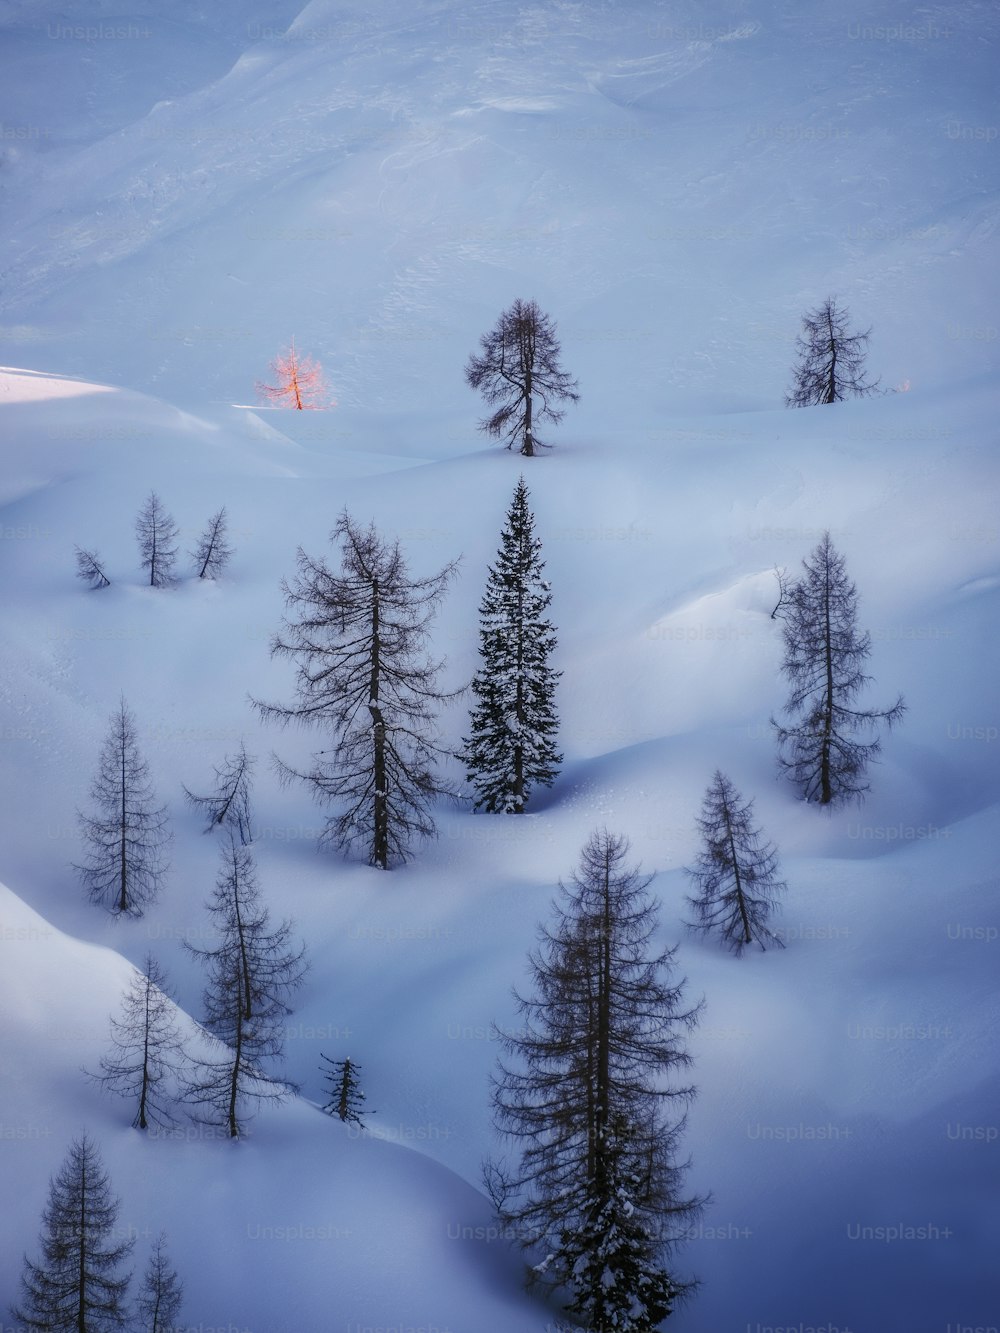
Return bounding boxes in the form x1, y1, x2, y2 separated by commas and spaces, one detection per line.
463, 477, 561, 813
559, 1116, 678, 1331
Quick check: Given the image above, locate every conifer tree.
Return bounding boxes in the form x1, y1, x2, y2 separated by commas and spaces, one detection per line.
75, 697, 171, 918
772, 531, 905, 805
90, 953, 186, 1129
135, 492, 179, 588
685, 771, 786, 955
491, 829, 705, 1329
11, 1133, 134, 1332
191, 507, 233, 579
785, 297, 879, 406
320, 1054, 366, 1125
75, 546, 111, 589
463, 477, 561, 813
136, 1233, 183, 1333
253, 511, 458, 869
183, 741, 255, 844
465, 298, 579, 455
185, 836, 306, 1138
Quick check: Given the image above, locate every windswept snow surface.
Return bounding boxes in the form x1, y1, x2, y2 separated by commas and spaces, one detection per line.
1, 0, 998, 1330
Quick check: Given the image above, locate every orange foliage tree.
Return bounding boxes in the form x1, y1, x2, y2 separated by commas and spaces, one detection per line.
255, 338, 332, 409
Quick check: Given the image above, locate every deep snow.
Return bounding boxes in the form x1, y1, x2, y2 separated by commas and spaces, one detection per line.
1, 1, 998, 1329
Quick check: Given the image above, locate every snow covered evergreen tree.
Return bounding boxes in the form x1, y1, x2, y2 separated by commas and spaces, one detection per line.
559, 1115, 678, 1331
254, 511, 458, 869
10, 1133, 133, 1332
684, 771, 786, 955
491, 829, 705, 1328
772, 531, 905, 805
135, 492, 179, 588
465, 298, 579, 455
191, 506, 233, 579
785, 297, 880, 406
135, 1233, 182, 1333
185, 836, 306, 1138
75, 546, 111, 589
90, 953, 186, 1129
320, 1054, 366, 1125
75, 697, 170, 917
183, 741, 255, 844
463, 477, 561, 813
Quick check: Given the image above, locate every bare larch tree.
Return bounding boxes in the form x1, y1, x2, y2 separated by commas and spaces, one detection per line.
11, 1133, 133, 1332
135, 492, 179, 588
191, 507, 233, 579
255, 338, 331, 409
75, 546, 111, 588
466, 298, 579, 456
685, 771, 786, 955
75, 697, 171, 917
183, 741, 256, 844
772, 531, 905, 805
136, 1233, 183, 1333
185, 836, 306, 1138
785, 297, 880, 406
90, 952, 186, 1129
253, 511, 459, 869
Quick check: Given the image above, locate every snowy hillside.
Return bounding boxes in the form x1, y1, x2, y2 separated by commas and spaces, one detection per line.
1, 1, 998, 1330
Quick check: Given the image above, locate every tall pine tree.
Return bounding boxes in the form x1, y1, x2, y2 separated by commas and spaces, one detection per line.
463, 477, 561, 813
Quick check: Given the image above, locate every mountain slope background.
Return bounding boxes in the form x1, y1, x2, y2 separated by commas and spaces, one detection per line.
0, 1, 997, 1330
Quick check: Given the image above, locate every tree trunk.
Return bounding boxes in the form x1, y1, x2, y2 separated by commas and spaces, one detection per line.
77, 1155, 87, 1333
594, 849, 612, 1192
825, 305, 838, 404
821, 555, 835, 803
521, 313, 534, 456
724, 802, 752, 944
119, 734, 128, 914
139, 978, 151, 1129
228, 1006, 243, 1138
233, 879, 253, 1019
512, 552, 526, 812
368, 578, 389, 868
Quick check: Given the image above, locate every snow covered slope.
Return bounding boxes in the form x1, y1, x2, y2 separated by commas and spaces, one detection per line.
1, 0, 998, 1329
1, 0, 998, 413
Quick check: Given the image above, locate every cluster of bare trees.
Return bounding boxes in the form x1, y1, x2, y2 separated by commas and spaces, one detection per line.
76, 496, 232, 590
11, 1133, 183, 1333
260, 296, 879, 460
